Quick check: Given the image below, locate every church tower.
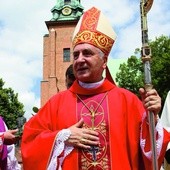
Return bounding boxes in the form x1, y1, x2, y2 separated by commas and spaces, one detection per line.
41, 0, 84, 106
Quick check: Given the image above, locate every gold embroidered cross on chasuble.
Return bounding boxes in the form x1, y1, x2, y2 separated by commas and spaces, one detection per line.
76, 92, 111, 170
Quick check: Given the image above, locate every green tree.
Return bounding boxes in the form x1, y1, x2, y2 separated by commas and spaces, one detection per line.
0, 78, 25, 129
116, 35, 170, 109
115, 54, 143, 97
150, 35, 170, 103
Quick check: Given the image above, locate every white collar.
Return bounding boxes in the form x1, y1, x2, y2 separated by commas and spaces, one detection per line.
78, 79, 104, 89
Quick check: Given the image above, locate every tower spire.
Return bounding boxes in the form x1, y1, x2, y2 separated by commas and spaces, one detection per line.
51, 0, 84, 21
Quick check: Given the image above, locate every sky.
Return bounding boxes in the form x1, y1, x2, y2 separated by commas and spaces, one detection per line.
0, 0, 169, 120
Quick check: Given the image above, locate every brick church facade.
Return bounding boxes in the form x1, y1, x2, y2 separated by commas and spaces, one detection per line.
41, 0, 84, 106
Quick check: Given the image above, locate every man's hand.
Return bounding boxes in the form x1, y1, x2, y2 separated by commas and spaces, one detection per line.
65, 118, 100, 149
4, 129, 20, 145
139, 88, 161, 115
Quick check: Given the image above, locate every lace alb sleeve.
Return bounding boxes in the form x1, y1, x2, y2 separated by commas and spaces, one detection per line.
140, 113, 163, 160
47, 129, 74, 170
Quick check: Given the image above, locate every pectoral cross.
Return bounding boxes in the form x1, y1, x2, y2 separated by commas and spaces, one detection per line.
88, 146, 99, 161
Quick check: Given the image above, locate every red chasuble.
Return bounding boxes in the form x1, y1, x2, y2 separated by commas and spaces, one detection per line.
21, 79, 170, 170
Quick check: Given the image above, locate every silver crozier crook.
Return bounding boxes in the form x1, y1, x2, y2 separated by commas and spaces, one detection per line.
140, 0, 158, 169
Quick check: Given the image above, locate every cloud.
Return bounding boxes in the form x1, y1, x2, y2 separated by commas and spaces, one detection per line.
0, 1, 54, 119
0, 0, 169, 120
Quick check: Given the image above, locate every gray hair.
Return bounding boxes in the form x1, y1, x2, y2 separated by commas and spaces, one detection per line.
95, 47, 105, 58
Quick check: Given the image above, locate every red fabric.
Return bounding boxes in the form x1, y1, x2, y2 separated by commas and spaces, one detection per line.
141, 118, 170, 169
79, 7, 100, 32
21, 79, 170, 170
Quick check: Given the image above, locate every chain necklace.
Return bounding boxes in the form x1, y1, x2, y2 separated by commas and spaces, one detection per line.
76, 92, 108, 130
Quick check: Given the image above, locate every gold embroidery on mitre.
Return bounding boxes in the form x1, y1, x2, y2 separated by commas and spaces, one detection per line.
73, 30, 114, 55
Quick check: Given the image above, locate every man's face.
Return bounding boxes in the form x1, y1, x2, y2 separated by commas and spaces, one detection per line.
73, 43, 107, 83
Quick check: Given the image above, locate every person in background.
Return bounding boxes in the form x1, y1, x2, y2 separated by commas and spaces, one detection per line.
65, 64, 76, 89
21, 7, 170, 170
0, 116, 21, 170
160, 91, 170, 170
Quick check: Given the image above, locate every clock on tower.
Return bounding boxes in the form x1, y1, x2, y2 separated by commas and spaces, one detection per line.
62, 6, 72, 16
50, 0, 84, 21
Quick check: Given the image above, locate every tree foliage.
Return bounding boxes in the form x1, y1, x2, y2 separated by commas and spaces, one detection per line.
115, 55, 143, 97
150, 35, 170, 103
0, 78, 25, 129
116, 35, 170, 110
